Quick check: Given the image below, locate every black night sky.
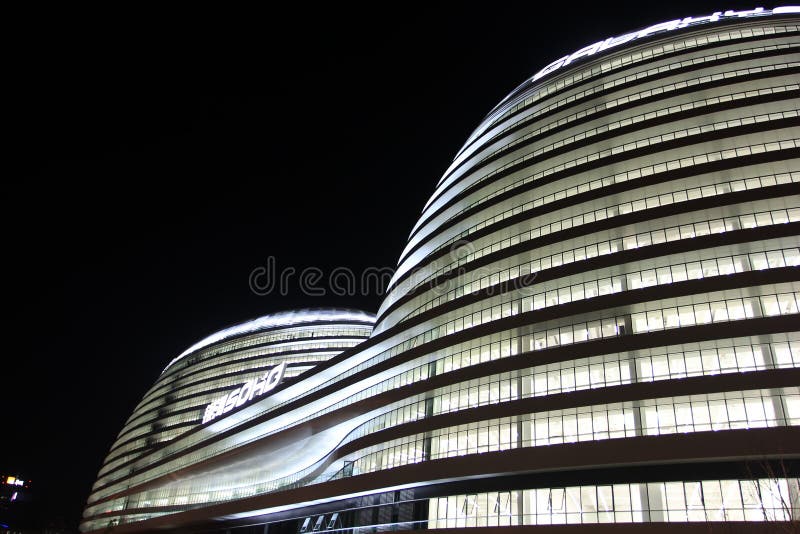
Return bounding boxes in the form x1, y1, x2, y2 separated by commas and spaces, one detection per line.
5, 2, 762, 529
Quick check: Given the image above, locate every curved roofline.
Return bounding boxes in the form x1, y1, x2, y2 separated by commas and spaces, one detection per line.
452, 5, 800, 168
162, 308, 375, 373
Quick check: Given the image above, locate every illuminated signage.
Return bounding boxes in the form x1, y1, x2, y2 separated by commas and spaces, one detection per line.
202, 362, 287, 424
531, 6, 800, 83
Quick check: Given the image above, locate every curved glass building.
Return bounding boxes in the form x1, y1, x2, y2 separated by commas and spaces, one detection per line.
83, 7, 799, 533
82, 308, 375, 531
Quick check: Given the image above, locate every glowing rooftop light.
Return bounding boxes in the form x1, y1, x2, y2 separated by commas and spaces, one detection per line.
162, 308, 375, 373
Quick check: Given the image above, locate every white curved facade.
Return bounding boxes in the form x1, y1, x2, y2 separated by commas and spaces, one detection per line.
82, 309, 374, 531
83, 8, 800, 533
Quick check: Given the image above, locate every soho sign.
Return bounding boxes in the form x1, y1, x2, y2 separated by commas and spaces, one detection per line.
532, 6, 800, 83
202, 362, 286, 424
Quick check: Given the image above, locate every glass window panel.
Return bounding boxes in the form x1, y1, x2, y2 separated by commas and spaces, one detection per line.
550, 488, 565, 512
656, 267, 673, 284
675, 403, 693, 431
665, 482, 686, 511
658, 404, 676, 432
641, 270, 657, 287
575, 366, 590, 389
668, 352, 686, 376
602, 318, 618, 337
671, 264, 688, 282
709, 218, 725, 233
771, 343, 792, 367
560, 327, 574, 345
708, 400, 728, 430
597, 486, 613, 512
778, 293, 798, 314
647, 310, 664, 330
613, 484, 631, 512
574, 326, 589, 343
693, 304, 712, 324
652, 355, 669, 379
740, 214, 757, 229
732, 255, 749, 272
692, 402, 711, 430
717, 256, 735, 275
721, 479, 743, 513
665, 227, 680, 242
679, 306, 695, 327
718, 347, 737, 370
750, 252, 769, 270
628, 273, 642, 290
761, 295, 780, 316
745, 397, 767, 425
701, 259, 719, 276
633, 313, 648, 333
585, 281, 599, 298
572, 284, 585, 301
755, 212, 773, 226
686, 262, 703, 279
587, 321, 601, 340
608, 410, 625, 436
661, 307, 678, 329
685, 351, 703, 376
766, 250, 786, 268
558, 287, 572, 304
734, 346, 756, 370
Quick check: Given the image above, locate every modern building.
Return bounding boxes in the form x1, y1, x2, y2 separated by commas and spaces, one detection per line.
82, 6, 799, 533
81, 309, 375, 531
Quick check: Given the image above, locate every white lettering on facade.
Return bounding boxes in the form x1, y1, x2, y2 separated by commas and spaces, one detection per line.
202, 362, 287, 424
